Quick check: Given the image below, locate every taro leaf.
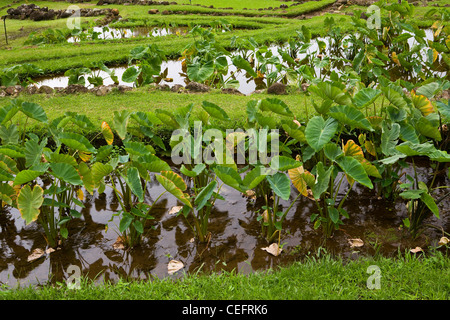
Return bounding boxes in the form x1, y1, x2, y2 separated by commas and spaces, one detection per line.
180, 163, 206, 178
50, 163, 83, 186
415, 82, 440, 99
232, 55, 257, 77
13, 170, 43, 186
101, 122, 114, 145
324, 143, 343, 162
122, 66, 140, 83
329, 105, 373, 131
194, 180, 217, 211
269, 155, 301, 171
259, 98, 293, 117
288, 165, 314, 197
139, 154, 171, 172
91, 162, 113, 185
381, 122, 401, 156
78, 162, 94, 195
0, 145, 25, 159
24, 138, 46, 169
336, 156, 373, 189
96, 145, 113, 162
113, 110, 131, 140
126, 167, 144, 202
309, 82, 352, 106
0, 182, 15, 205
381, 87, 408, 110
417, 117, 441, 141
187, 60, 214, 83
155, 174, 192, 208
436, 100, 450, 121
305, 116, 338, 152
396, 141, 436, 157
242, 166, 266, 190
201, 101, 230, 121
21, 102, 48, 124
214, 165, 244, 192
59, 132, 96, 153
328, 207, 340, 224
411, 91, 435, 116
342, 140, 364, 160
155, 109, 180, 129
266, 172, 291, 201
353, 88, 381, 109
421, 192, 440, 218
132, 220, 144, 234
399, 123, 420, 144
0, 103, 20, 126
17, 184, 44, 225
0, 124, 19, 145
312, 162, 332, 200
119, 212, 133, 233
161, 171, 187, 191
282, 121, 306, 143
124, 141, 152, 157
400, 189, 424, 199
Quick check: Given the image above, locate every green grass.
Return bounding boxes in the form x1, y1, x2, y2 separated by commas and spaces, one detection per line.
1, 250, 450, 299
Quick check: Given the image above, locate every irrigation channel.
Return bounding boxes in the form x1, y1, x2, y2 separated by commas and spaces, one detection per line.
0, 157, 449, 288
32, 28, 447, 95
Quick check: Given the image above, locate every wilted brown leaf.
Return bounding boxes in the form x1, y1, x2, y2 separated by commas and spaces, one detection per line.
168, 206, 183, 215
27, 248, 45, 262
168, 260, 184, 274
112, 236, 126, 250
348, 238, 364, 248
261, 243, 283, 256
438, 237, 449, 246
410, 246, 423, 253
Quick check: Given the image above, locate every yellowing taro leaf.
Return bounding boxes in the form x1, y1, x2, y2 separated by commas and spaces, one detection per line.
348, 238, 364, 248
101, 121, 114, 145
289, 165, 314, 198
261, 243, 283, 256
411, 90, 435, 116
168, 260, 184, 274
77, 188, 84, 201
433, 49, 439, 63
17, 185, 44, 225
365, 140, 377, 157
367, 116, 383, 128
343, 140, 364, 160
79, 151, 91, 162
392, 52, 401, 66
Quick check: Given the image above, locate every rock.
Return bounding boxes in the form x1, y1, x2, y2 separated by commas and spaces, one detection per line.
158, 84, 170, 91
170, 84, 184, 92
92, 85, 111, 96
24, 85, 38, 95
186, 82, 210, 93
221, 88, 243, 95
148, 8, 159, 14
117, 85, 132, 93
38, 85, 54, 94
267, 82, 287, 95
5, 85, 23, 96
63, 84, 89, 94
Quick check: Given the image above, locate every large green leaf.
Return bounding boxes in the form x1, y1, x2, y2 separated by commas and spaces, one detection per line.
17, 185, 44, 225
122, 66, 140, 83
21, 102, 48, 123
187, 60, 214, 83
232, 55, 257, 77
180, 163, 206, 178
329, 105, 373, 131
421, 192, 439, 218
305, 116, 338, 152
113, 110, 131, 140
381, 122, 400, 156
214, 165, 245, 192
13, 170, 44, 186
160, 170, 187, 191
78, 162, 94, 195
155, 174, 192, 208
242, 166, 266, 190
139, 154, 171, 172
312, 162, 333, 200
91, 162, 113, 185
259, 98, 293, 117
266, 172, 291, 201
309, 82, 352, 106
381, 87, 408, 110
59, 132, 96, 153
126, 167, 144, 202
353, 88, 381, 109
336, 156, 373, 189
194, 180, 217, 211
50, 163, 83, 185
201, 101, 230, 121
24, 138, 46, 168
417, 117, 441, 141
269, 155, 301, 171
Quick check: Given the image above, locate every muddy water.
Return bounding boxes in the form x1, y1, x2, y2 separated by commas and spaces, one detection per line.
0, 158, 448, 288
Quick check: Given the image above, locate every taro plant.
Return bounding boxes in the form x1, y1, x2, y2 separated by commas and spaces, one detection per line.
93, 112, 171, 248
122, 44, 166, 88
0, 64, 43, 87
